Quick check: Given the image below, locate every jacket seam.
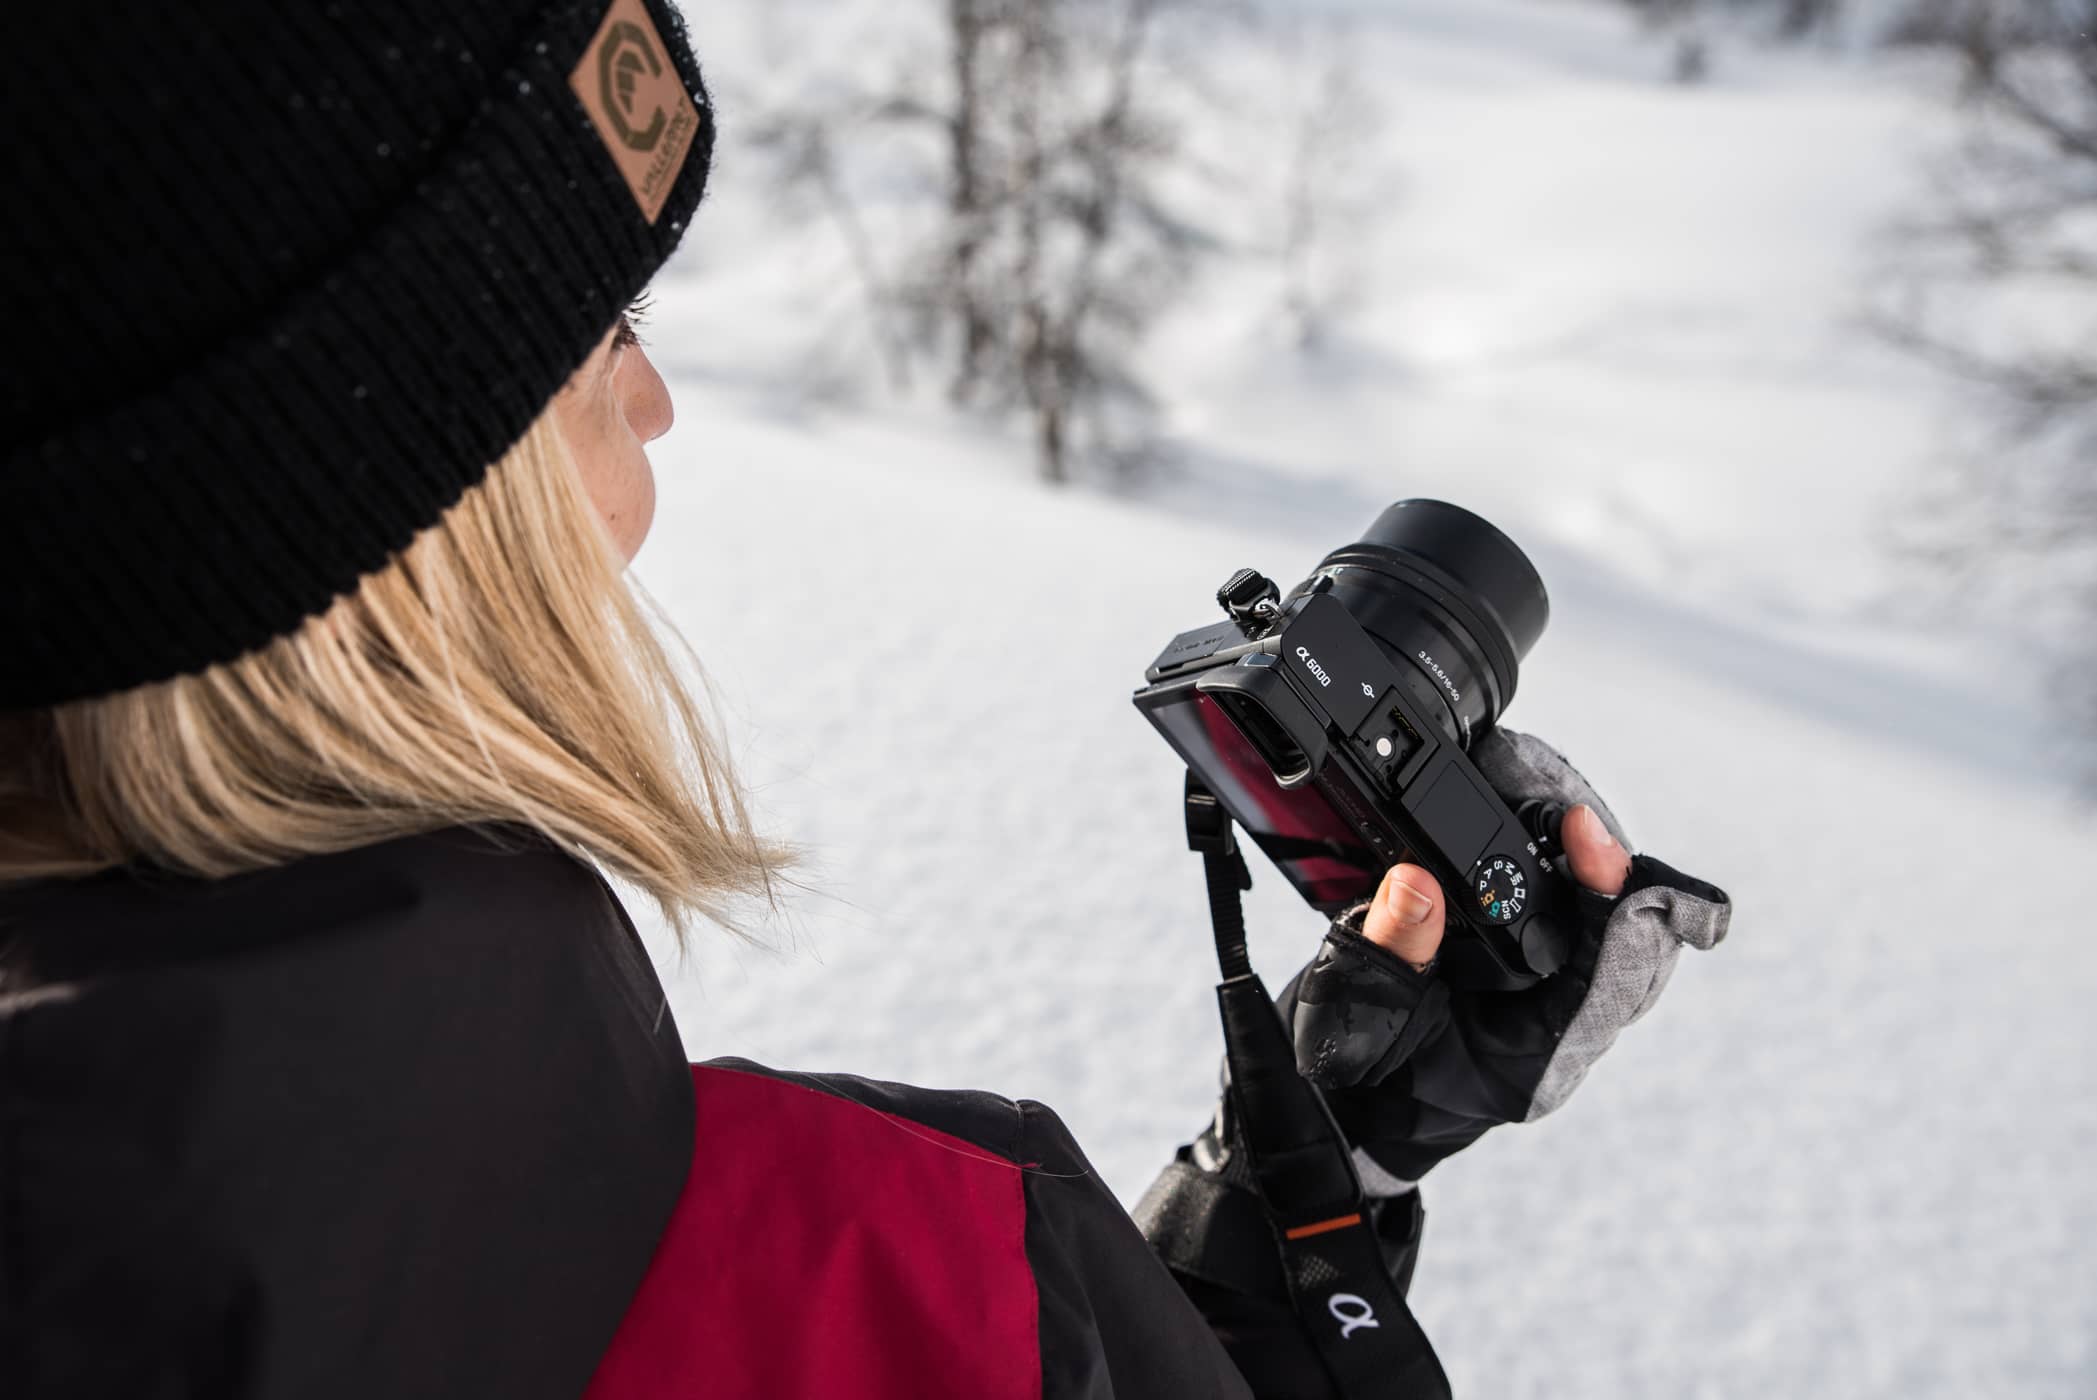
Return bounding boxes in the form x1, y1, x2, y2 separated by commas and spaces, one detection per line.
693, 1061, 1024, 1168
1016, 1103, 1046, 1400
0, 1003, 22, 1373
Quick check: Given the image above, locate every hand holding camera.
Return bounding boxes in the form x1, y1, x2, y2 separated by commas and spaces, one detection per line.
1285, 725, 1733, 1190
1356, 795, 1632, 971
1132, 497, 1733, 1142
1132, 502, 1732, 1399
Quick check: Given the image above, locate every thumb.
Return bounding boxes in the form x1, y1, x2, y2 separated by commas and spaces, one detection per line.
1563, 803, 1632, 897
1360, 863, 1445, 971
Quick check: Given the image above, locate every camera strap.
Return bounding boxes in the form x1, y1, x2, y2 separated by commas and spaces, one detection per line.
1185, 773, 1452, 1400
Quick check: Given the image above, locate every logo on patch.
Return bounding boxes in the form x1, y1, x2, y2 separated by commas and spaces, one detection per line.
570, 0, 701, 224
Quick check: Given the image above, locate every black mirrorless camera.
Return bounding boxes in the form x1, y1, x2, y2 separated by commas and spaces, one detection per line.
1133, 500, 1576, 991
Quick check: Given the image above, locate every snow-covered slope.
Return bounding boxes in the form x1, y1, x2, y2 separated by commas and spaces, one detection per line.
624, 2, 2096, 1394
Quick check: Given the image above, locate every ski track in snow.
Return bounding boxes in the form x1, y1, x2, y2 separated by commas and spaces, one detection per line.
620, 1, 2096, 1394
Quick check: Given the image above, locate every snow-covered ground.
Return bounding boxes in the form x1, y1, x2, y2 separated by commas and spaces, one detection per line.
622, 2, 2096, 1394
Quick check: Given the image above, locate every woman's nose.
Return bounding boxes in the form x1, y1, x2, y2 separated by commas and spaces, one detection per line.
620, 346, 674, 444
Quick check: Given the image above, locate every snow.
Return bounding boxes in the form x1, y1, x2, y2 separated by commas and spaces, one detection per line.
619, 2, 2097, 1394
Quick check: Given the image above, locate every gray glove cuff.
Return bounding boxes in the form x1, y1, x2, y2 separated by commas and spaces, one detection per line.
1471, 726, 1733, 1120
1528, 851, 1731, 1118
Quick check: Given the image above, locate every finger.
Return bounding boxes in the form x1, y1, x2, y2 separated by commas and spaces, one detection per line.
1360, 862, 1445, 971
1563, 803, 1631, 897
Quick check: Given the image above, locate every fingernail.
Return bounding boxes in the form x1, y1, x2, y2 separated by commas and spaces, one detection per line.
1580, 805, 1620, 852
1386, 869, 1434, 925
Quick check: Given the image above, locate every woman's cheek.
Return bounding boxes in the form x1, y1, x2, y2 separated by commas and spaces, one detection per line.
620, 447, 658, 561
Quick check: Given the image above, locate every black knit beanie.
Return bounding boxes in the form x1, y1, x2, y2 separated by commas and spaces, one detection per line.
0, 0, 716, 711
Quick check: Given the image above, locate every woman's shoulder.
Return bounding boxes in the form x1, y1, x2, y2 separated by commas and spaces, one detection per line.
587, 1056, 1254, 1400
2, 821, 696, 1400
692, 1055, 1039, 1162
0, 821, 608, 985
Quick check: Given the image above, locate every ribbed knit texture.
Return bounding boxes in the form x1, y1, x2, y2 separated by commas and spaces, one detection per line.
0, 1, 716, 709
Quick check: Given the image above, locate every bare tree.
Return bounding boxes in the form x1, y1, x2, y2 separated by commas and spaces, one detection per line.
1871, 4, 2097, 783
1772, 0, 1845, 40
1617, 0, 1851, 79
745, 103, 915, 395
870, 0, 1213, 482
1885, 1, 2075, 70
738, 0, 1236, 483
1275, 17, 1383, 355
944, 0, 999, 404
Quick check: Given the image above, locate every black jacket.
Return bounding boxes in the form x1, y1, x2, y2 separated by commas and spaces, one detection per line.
0, 824, 1412, 1398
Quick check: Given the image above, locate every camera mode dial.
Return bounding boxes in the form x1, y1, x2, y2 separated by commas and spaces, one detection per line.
1469, 854, 1528, 926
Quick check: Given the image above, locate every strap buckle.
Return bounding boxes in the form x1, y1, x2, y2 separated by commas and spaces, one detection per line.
1175, 766, 1452, 1400
1184, 773, 1251, 889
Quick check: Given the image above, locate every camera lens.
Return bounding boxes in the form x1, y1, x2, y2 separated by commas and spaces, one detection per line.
1295, 500, 1549, 746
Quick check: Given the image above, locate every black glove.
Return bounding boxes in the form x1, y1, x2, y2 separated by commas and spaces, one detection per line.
1286, 725, 1732, 1187
1137, 727, 1731, 1397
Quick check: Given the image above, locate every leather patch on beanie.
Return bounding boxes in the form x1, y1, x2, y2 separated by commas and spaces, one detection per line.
570, 0, 701, 224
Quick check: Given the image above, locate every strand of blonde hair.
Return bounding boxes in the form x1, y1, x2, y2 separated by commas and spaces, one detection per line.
0, 412, 809, 946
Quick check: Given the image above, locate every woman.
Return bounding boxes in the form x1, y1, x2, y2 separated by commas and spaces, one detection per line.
0, 4, 1731, 1397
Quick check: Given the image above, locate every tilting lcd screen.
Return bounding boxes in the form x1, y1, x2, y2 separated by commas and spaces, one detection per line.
1150, 690, 1381, 908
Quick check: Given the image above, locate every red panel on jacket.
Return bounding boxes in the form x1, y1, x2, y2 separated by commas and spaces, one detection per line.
583, 1064, 1042, 1400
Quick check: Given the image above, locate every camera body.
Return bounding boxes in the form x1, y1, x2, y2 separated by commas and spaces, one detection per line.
1133, 502, 1576, 991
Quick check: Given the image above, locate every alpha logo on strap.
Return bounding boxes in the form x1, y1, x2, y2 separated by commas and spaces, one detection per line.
571, 0, 702, 223
1328, 1293, 1380, 1340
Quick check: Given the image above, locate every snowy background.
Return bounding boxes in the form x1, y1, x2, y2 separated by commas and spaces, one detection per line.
616, 2, 2096, 1395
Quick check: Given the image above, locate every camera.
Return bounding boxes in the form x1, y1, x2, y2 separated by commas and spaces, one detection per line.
1133, 500, 1575, 991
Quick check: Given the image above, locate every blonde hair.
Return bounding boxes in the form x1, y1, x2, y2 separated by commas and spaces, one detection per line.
0, 410, 808, 945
